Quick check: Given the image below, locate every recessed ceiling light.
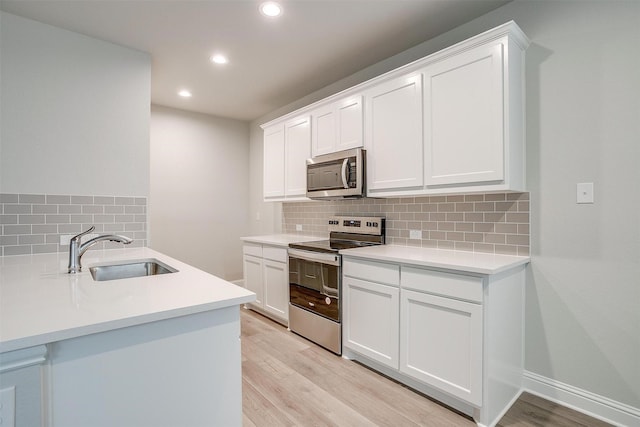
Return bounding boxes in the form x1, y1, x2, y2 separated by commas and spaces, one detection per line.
178, 90, 192, 98
260, 1, 282, 17
210, 54, 228, 65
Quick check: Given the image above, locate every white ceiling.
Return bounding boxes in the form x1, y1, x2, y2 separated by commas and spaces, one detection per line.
0, 0, 510, 121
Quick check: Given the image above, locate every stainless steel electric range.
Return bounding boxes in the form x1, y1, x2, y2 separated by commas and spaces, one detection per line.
288, 215, 385, 355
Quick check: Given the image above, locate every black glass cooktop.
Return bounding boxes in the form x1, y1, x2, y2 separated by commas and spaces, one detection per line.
289, 239, 377, 253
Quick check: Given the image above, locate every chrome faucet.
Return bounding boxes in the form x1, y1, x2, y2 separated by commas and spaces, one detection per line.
68, 226, 133, 274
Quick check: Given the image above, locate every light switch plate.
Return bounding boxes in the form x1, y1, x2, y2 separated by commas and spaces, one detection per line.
409, 229, 422, 240
295, 224, 303, 231
577, 183, 594, 204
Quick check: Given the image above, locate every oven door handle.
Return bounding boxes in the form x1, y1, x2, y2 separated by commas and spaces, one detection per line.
288, 248, 340, 266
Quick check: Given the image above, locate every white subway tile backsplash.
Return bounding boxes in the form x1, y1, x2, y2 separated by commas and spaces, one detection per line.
3, 225, 31, 235
32, 244, 59, 254
105, 205, 124, 214
5, 245, 31, 256
82, 205, 103, 214
71, 195, 93, 204
19, 215, 46, 224
18, 234, 45, 245
45, 214, 70, 224
32, 204, 58, 214
1, 193, 147, 256
5, 204, 31, 214
282, 192, 530, 255
0, 215, 18, 224
46, 195, 71, 204
0, 194, 19, 203
19, 194, 45, 203
94, 196, 115, 205
0, 236, 17, 245
58, 205, 82, 214
115, 197, 135, 205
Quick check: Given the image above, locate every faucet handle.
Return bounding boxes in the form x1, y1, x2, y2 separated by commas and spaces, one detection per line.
71, 225, 95, 242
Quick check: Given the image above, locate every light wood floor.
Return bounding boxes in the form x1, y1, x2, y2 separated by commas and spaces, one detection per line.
241, 309, 612, 427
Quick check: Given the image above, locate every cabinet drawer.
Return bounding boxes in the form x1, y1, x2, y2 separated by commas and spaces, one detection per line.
343, 258, 399, 286
262, 246, 288, 263
243, 243, 262, 257
401, 266, 483, 303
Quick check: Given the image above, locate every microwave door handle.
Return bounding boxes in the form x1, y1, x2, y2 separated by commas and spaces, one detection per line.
341, 158, 349, 189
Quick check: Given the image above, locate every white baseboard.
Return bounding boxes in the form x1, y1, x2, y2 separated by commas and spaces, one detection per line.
523, 371, 640, 427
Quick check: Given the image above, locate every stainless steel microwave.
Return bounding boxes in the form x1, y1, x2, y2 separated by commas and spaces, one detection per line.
306, 148, 365, 200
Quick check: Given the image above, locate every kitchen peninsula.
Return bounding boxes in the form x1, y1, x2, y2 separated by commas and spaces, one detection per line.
0, 247, 255, 427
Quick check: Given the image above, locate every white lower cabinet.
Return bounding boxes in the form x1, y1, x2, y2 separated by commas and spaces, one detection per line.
400, 289, 482, 406
343, 277, 399, 369
242, 243, 289, 325
243, 253, 264, 307
48, 309, 242, 427
342, 255, 525, 427
0, 346, 47, 427
263, 259, 288, 320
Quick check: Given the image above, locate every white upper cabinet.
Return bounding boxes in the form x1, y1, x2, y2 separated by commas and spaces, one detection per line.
311, 95, 363, 157
262, 117, 310, 201
263, 124, 285, 199
262, 22, 529, 199
424, 43, 504, 187
311, 104, 335, 156
284, 116, 311, 198
365, 73, 423, 193
420, 27, 528, 194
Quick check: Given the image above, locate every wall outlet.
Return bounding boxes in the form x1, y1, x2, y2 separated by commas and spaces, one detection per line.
409, 229, 422, 240
295, 224, 303, 231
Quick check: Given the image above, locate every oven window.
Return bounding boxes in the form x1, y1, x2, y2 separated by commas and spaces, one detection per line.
289, 257, 339, 298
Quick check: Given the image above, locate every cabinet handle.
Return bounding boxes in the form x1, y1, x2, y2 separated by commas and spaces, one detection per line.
308, 302, 315, 307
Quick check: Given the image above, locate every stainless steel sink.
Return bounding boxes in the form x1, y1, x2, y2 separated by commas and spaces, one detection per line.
89, 259, 178, 282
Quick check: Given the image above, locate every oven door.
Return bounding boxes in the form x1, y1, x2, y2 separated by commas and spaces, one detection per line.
288, 248, 340, 322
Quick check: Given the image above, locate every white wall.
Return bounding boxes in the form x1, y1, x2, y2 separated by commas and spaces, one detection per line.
150, 105, 250, 280
0, 12, 150, 196
249, 0, 640, 412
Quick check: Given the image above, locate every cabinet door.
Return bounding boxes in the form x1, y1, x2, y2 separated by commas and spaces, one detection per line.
263, 260, 288, 321
424, 42, 504, 187
284, 116, 311, 197
243, 254, 263, 307
0, 346, 47, 427
365, 73, 423, 192
343, 277, 399, 369
336, 95, 363, 152
263, 124, 285, 199
311, 104, 336, 157
400, 289, 482, 406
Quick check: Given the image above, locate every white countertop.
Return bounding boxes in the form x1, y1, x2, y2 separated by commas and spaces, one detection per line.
340, 245, 530, 275
0, 248, 255, 353
241, 234, 320, 247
